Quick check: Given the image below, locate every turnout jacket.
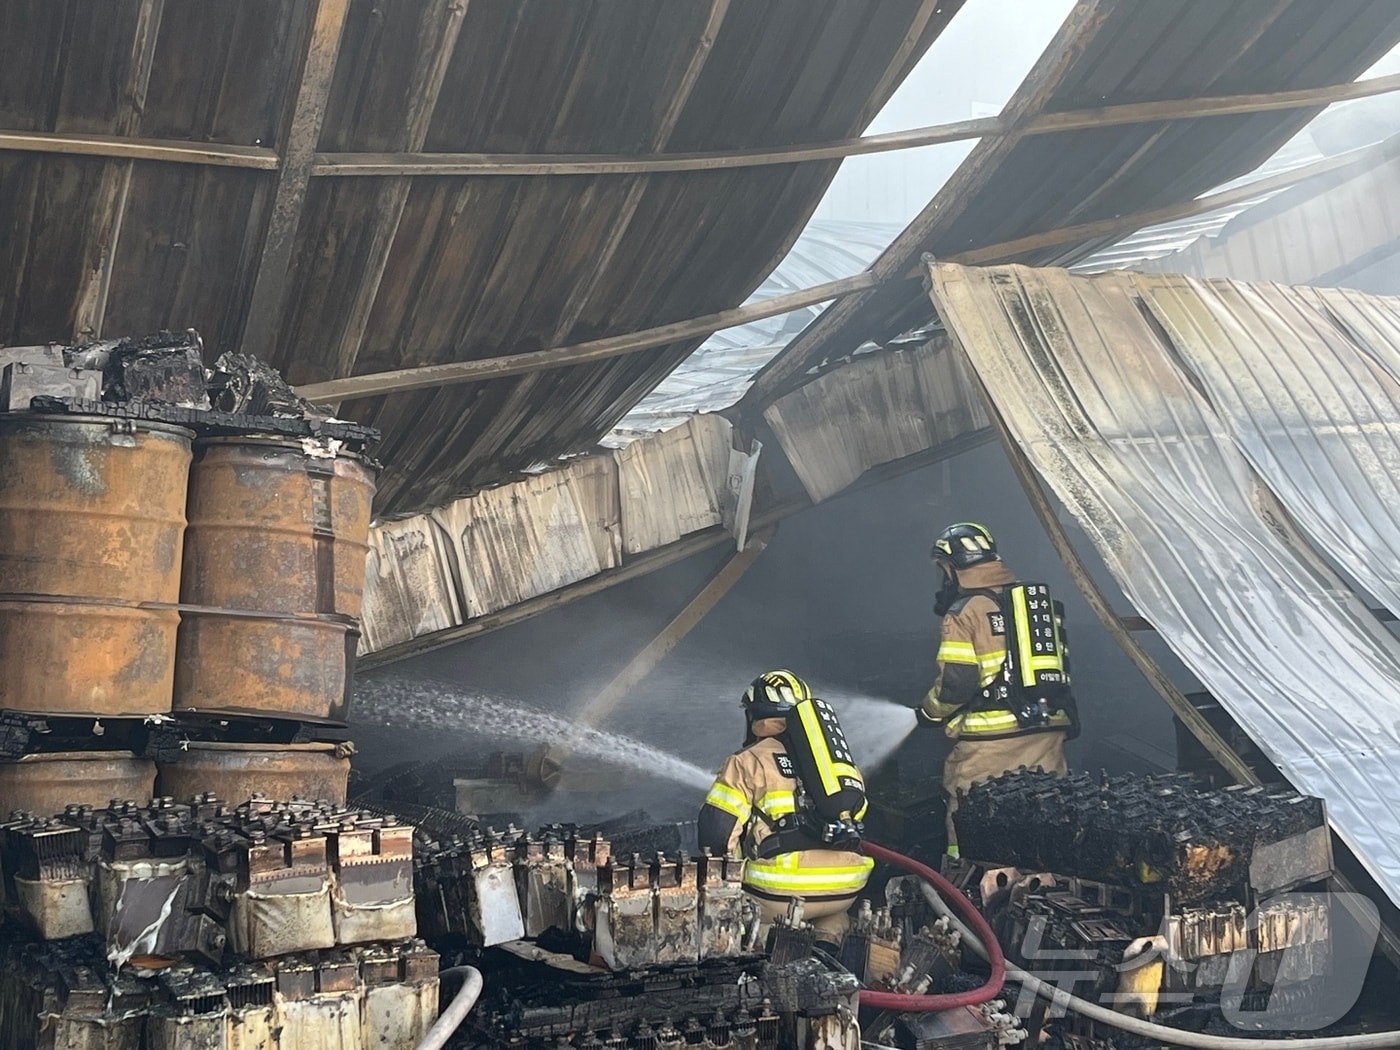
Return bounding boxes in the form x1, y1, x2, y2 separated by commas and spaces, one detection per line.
698, 736, 872, 902
920, 560, 1073, 740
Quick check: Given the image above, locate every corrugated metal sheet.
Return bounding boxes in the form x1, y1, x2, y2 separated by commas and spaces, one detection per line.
1138, 275, 1400, 613
616, 413, 733, 556
926, 261, 1400, 908
360, 516, 463, 654
1135, 147, 1400, 284
431, 455, 622, 618
359, 412, 737, 650
756, 0, 1400, 404
762, 335, 986, 502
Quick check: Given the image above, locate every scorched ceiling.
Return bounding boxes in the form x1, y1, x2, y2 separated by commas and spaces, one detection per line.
0, 0, 957, 516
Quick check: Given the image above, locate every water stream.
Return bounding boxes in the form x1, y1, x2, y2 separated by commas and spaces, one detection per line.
353, 675, 716, 790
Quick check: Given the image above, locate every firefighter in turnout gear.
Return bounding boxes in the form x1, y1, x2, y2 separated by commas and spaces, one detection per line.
919, 523, 1074, 857
698, 670, 873, 942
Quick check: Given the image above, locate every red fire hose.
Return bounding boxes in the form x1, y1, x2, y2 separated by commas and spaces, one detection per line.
855, 840, 1006, 1012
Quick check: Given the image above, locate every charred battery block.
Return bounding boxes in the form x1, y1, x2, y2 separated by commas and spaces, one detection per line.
699, 851, 749, 960
885, 925, 955, 996
147, 964, 230, 1050
895, 1004, 1001, 1050
467, 829, 526, 946
413, 835, 469, 940
274, 950, 367, 1050
6, 817, 93, 939
47, 959, 147, 1050
362, 940, 441, 1050
228, 824, 335, 958
955, 771, 1329, 903
1002, 891, 1134, 1002
0, 361, 101, 411
226, 963, 278, 1050
568, 828, 611, 901
654, 853, 700, 964
517, 830, 572, 937
327, 814, 416, 945
839, 899, 901, 986
596, 854, 657, 969
766, 910, 816, 967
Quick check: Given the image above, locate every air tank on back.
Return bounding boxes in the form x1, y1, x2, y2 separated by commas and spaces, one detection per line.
0, 415, 192, 715
174, 436, 376, 722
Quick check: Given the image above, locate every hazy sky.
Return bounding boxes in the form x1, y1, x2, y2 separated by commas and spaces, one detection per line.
814, 2, 1400, 226
815, 0, 1077, 224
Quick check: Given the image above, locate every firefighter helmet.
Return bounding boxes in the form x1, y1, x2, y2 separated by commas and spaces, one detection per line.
742, 669, 812, 721
932, 522, 998, 569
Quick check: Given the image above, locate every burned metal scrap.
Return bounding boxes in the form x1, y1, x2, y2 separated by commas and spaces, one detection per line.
0, 930, 438, 1050
1, 328, 379, 453
954, 771, 1327, 902
462, 938, 860, 1050
0, 794, 416, 963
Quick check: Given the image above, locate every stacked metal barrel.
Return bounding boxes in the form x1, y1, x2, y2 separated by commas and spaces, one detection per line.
0, 400, 376, 812
0, 340, 421, 1047
175, 437, 376, 723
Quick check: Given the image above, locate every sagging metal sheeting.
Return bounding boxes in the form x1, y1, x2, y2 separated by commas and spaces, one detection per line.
926, 262, 1400, 908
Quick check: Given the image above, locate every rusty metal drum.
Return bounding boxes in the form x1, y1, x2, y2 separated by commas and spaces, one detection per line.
0, 416, 192, 715
180, 437, 375, 617
175, 436, 375, 721
173, 611, 355, 721
0, 751, 156, 818
155, 742, 350, 806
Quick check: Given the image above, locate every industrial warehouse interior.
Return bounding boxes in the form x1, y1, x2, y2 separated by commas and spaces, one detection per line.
3, 1, 1400, 1048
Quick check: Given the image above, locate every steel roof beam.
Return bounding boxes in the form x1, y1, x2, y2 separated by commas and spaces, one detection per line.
296, 271, 877, 402
296, 133, 1400, 403
236, 0, 350, 358
4, 71, 1397, 177
311, 71, 1400, 175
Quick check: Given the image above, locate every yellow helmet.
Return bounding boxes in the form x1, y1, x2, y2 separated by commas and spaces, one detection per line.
742, 669, 811, 720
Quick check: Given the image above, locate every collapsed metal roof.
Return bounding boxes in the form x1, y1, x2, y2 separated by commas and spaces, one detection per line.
927, 261, 1400, 909
0, 0, 958, 516
744, 0, 1400, 407
6, 3, 1400, 522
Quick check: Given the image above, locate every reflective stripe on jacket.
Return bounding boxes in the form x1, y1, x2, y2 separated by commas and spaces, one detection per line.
743, 847, 874, 902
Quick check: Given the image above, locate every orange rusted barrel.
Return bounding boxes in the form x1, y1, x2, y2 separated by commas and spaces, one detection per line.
175, 437, 375, 721
0, 751, 156, 818
173, 612, 356, 721
155, 742, 350, 805
0, 416, 192, 715
181, 437, 375, 616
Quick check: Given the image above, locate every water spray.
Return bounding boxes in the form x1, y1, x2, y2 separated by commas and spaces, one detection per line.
354, 674, 716, 791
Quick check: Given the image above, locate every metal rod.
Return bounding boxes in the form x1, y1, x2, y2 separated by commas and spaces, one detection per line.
311, 73, 1400, 177
7, 72, 1397, 178
295, 271, 879, 402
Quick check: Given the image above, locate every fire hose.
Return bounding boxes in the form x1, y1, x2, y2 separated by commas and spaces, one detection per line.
857, 840, 1007, 1011
414, 966, 484, 1050
874, 842, 1400, 1049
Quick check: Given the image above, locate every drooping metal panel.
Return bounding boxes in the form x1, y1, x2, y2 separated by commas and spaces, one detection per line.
927, 261, 1400, 907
